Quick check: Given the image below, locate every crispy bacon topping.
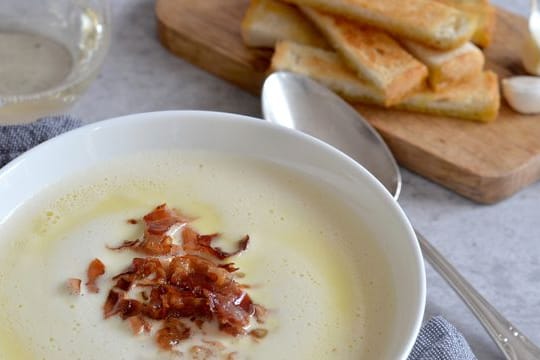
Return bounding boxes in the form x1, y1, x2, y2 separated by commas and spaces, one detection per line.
144, 204, 191, 235
249, 328, 268, 339
253, 304, 268, 324
189, 340, 228, 358
107, 239, 140, 251
190, 345, 213, 358
66, 278, 82, 295
78, 204, 266, 353
156, 318, 191, 351
219, 263, 240, 273
108, 204, 248, 260
129, 315, 152, 335
86, 258, 105, 293
104, 289, 122, 318
103, 255, 256, 336
182, 227, 250, 260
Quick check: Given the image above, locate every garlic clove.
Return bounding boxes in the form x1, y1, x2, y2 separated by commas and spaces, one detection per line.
502, 76, 540, 114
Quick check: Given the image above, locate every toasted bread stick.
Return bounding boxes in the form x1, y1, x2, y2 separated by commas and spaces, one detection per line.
402, 40, 484, 91
281, 0, 477, 49
241, 0, 327, 48
271, 41, 386, 105
302, 7, 428, 105
271, 41, 499, 122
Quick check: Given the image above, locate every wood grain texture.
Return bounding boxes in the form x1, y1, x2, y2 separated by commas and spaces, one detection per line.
156, 0, 540, 204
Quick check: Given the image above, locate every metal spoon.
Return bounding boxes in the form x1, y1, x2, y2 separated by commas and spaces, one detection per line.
261, 72, 540, 360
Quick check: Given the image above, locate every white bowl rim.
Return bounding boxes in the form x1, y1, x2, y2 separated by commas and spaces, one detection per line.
0, 110, 426, 359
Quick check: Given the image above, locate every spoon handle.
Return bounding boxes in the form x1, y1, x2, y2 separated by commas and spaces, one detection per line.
416, 230, 540, 360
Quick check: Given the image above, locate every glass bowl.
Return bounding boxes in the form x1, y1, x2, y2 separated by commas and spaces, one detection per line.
0, 0, 111, 124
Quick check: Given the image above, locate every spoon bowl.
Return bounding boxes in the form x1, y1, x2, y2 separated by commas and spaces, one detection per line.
262, 72, 401, 199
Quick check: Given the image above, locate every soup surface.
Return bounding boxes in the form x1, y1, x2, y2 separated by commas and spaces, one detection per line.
0, 150, 394, 359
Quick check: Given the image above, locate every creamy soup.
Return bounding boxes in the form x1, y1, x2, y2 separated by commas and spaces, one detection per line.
0, 150, 394, 359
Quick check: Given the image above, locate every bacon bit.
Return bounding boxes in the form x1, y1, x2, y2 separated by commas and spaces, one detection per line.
234, 235, 250, 254
144, 203, 191, 235
189, 345, 213, 359
249, 328, 268, 339
104, 289, 122, 318
114, 277, 133, 292
66, 278, 82, 295
137, 204, 189, 255
129, 315, 152, 335
127, 219, 138, 225
206, 290, 254, 336
140, 234, 180, 256
193, 318, 205, 329
86, 258, 105, 293
166, 255, 254, 332
168, 255, 231, 289
156, 318, 190, 351
107, 239, 140, 251
202, 339, 226, 351
218, 263, 239, 273
182, 227, 250, 260
226, 352, 238, 360
253, 304, 268, 323
118, 299, 144, 319
145, 284, 210, 320
114, 204, 191, 256
189, 340, 227, 359
112, 257, 167, 287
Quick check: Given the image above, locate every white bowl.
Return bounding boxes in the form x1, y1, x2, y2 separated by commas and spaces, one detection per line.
0, 111, 425, 359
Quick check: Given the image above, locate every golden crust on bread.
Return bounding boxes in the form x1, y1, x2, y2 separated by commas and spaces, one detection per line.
241, 0, 327, 48
271, 41, 386, 105
435, 0, 496, 47
400, 71, 500, 122
402, 41, 484, 91
281, 0, 477, 49
270, 41, 499, 122
472, 5, 496, 47
301, 7, 428, 105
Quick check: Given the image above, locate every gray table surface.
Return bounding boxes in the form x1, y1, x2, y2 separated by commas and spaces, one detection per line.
71, 1, 538, 359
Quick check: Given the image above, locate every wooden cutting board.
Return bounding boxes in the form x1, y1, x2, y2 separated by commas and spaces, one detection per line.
156, 0, 540, 204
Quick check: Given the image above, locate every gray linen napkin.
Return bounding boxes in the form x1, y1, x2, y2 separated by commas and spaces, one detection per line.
0, 116, 477, 360
0, 116, 83, 167
408, 316, 477, 360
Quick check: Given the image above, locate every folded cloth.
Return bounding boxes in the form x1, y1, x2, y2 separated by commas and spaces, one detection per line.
0, 117, 477, 360
0, 116, 83, 167
408, 316, 477, 360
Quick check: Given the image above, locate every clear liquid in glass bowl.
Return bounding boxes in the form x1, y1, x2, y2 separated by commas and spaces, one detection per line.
0, 0, 111, 124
